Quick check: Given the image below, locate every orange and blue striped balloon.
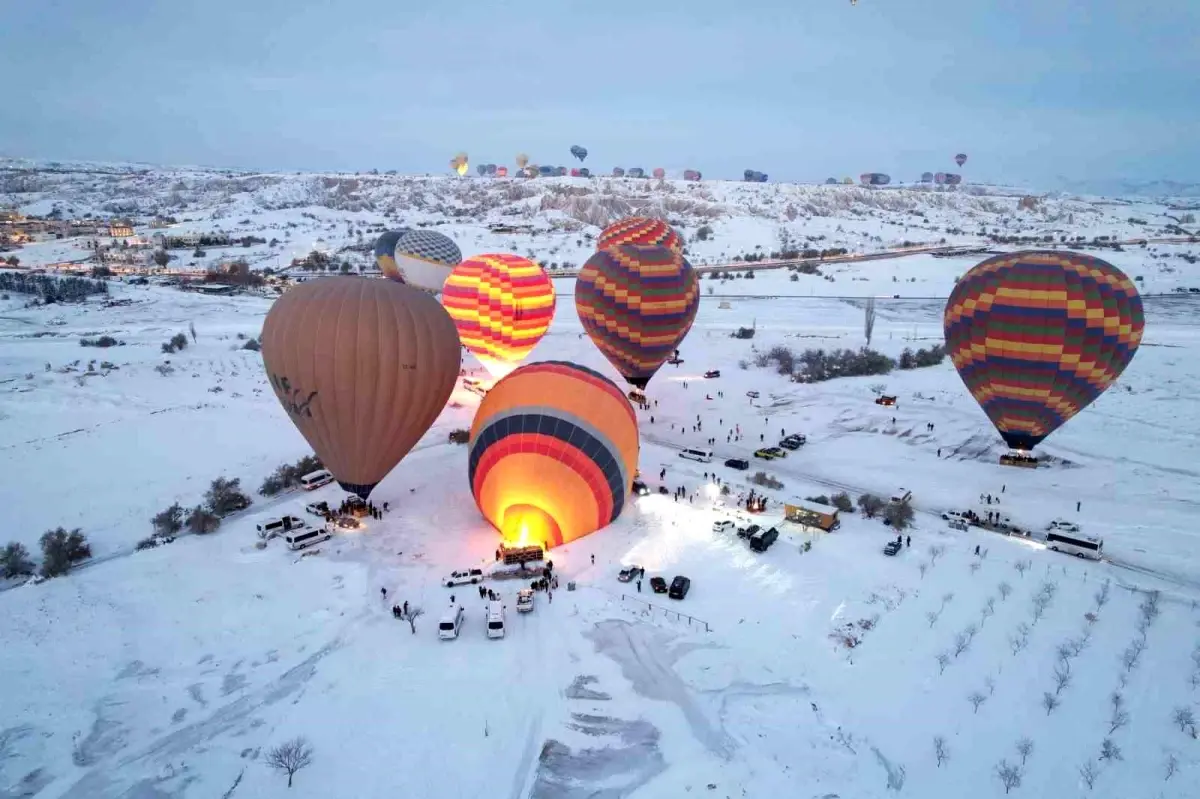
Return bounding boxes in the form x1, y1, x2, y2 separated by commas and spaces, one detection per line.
468, 361, 640, 549
441, 254, 555, 379
597, 217, 683, 253
944, 250, 1144, 451
575, 244, 700, 389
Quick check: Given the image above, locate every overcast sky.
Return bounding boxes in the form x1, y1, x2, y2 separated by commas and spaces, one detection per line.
2, 0, 1197, 186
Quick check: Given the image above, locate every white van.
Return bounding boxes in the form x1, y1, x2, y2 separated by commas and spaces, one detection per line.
486, 600, 506, 639
257, 515, 307, 540
299, 469, 333, 490
285, 528, 332, 551
678, 448, 713, 463
438, 605, 465, 639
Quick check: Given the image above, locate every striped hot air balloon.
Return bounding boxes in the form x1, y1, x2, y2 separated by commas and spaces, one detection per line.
468, 361, 640, 549
575, 244, 700, 389
441, 253, 555, 379
944, 251, 1144, 453
597, 217, 683, 254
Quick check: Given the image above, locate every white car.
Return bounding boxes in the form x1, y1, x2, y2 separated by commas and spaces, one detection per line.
444, 568, 485, 587
516, 588, 535, 613
941, 511, 969, 524
891, 488, 913, 504
713, 520, 735, 534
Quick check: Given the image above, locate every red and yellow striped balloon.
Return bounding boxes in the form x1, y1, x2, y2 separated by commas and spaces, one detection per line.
597, 217, 683, 253
441, 254, 556, 379
468, 361, 639, 549
944, 250, 1144, 451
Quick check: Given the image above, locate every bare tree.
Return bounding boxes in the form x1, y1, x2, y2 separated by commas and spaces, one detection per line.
941, 591, 955, 608
936, 652, 950, 674
995, 759, 1022, 794
998, 581, 1013, 601
265, 737, 314, 788
863, 297, 877, 347
1164, 752, 1179, 781
1098, 738, 1122, 762
933, 735, 948, 767
968, 691, 987, 713
918, 562, 928, 579
1056, 642, 1075, 664
969, 561, 981, 576
926, 610, 940, 629
1053, 663, 1072, 696
1031, 595, 1049, 625
981, 603, 995, 627
1015, 737, 1033, 766
1078, 759, 1098, 790
400, 605, 424, 634
953, 629, 973, 658
1172, 706, 1196, 736
985, 676, 996, 696
1009, 623, 1030, 656
1108, 692, 1129, 734
1042, 692, 1060, 715
1093, 580, 1110, 610
1014, 559, 1031, 578
1122, 639, 1146, 673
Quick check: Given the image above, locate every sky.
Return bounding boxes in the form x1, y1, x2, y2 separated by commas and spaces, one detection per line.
2, 0, 1198, 187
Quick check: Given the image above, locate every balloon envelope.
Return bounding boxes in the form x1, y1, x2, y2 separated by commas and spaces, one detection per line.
387, 230, 462, 292
955, 153, 968, 167
575, 244, 700, 389
468, 361, 639, 549
261, 277, 461, 498
652, 167, 665, 179
373, 229, 411, 275
496, 166, 509, 177
441, 253, 556, 379
944, 251, 1144, 452
597, 217, 683, 254
516, 153, 529, 168
570, 145, 588, 161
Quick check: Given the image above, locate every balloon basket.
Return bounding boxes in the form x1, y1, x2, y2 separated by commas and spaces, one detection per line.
999, 451, 1039, 469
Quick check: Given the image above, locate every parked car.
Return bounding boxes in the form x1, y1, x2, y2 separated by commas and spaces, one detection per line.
444, 568, 485, 587
942, 510, 969, 524
649, 576, 668, 594
749, 527, 779, 552
724, 457, 750, 470
631, 479, 650, 496
891, 488, 913, 504
516, 588, 535, 613
713, 519, 735, 534
738, 524, 761, 540
704, 370, 721, 378
305, 500, 330, 517
779, 434, 806, 450
746, 390, 760, 399
875, 395, 897, 406
617, 565, 645, 583
883, 540, 902, 556
668, 575, 692, 599
754, 448, 779, 460
438, 605, 465, 639
256, 515, 308, 540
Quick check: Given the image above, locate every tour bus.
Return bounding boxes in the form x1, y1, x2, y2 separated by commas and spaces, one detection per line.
1045, 530, 1103, 561
299, 469, 334, 490
285, 527, 332, 551
678, 447, 713, 464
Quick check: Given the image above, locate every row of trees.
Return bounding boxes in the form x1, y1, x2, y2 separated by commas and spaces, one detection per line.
259, 454, 324, 496
752, 344, 946, 383
1, 527, 92, 580
143, 477, 252, 549
0, 272, 108, 303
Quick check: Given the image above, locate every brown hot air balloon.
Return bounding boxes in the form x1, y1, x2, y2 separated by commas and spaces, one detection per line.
261, 276, 461, 499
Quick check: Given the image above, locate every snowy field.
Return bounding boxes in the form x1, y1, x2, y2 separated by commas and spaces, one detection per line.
2, 168, 1200, 798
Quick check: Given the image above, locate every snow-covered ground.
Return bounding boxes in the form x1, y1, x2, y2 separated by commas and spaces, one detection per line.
2, 165, 1200, 798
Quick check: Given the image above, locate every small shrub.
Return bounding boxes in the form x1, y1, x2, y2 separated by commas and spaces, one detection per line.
883, 500, 915, 530
750, 471, 784, 490
205, 477, 251, 516
151, 502, 185, 536
186, 505, 221, 534
732, 327, 756, 340
80, 335, 121, 348
857, 493, 885, 518
828, 492, 854, 512
1, 541, 36, 578
242, 338, 261, 351
39, 527, 91, 578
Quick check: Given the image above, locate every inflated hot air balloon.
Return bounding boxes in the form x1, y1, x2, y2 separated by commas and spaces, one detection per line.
373, 229, 411, 275
468, 361, 639, 549
683, 170, 701, 181
441, 253, 555, 379
496, 166, 509, 178
825, 177, 838, 185
261, 277, 461, 499
456, 161, 469, 177
944, 251, 1143, 453
652, 167, 665, 179
934, 172, 947, 185
570, 145, 588, 162
579, 168, 591, 178
944, 173, 962, 186
597, 217, 683, 254
516, 153, 529, 169
612, 167, 625, 177
476, 164, 486, 176
842, 177, 853, 184
486, 164, 497, 176
576, 244, 700, 389
627, 167, 645, 178
921, 172, 934, 183
955, 153, 968, 167
387, 229, 462, 292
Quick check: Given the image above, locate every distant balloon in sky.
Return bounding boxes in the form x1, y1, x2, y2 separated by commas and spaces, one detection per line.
516, 153, 529, 169
570, 145, 588, 162
955, 153, 968, 167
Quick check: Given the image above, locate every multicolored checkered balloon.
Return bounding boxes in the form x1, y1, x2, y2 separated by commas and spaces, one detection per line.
596, 217, 683, 254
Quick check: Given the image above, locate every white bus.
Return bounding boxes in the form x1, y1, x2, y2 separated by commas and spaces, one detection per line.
678, 448, 713, 463
285, 528, 332, 551
299, 469, 334, 490
1045, 531, 1103, 560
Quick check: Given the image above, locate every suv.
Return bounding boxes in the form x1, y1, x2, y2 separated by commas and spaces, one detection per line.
738, 523, 761, 540
444, 568, 485, 587
883, 540, 902, 556
779, 434, 806, 450
713, 519, 735, 534
704, 370, 721, 379
749, 527, 779, 552
649, 576, 668, 594
669, 576, 692, 599
631, 479, 650, 496
724, 458, 749, 470
617, 565, 645, 582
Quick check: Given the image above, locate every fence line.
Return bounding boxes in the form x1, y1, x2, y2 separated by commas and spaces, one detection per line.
616, 592, 711, 632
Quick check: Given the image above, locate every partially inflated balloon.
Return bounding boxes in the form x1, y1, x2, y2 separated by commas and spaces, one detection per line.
261, 277, 461, 499
944, 251, 1143, 452
576, 244, 700, 389
468, 361, 639, 549
441, 253, 555, 379
374, 229, 410, 276
388, 230, 462, 292
597, 217, 683, 254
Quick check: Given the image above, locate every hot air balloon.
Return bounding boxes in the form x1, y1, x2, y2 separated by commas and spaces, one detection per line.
955, 153, 968, 167
468, 361, 639, 549
570, 145, 588, 162
570, 168, 581, 177
612, 167, 625, 177
842, 177, 853, 184
579, 168, 591, 178
652, 167, 665, 179
934, 172, 947, 185
537, 165, 554, 177
944, 251, 1143, 455
486, 164, 497, 176
944, 173, 962, 186
261, 277, 461, 499
683, 170, 702, 181
476, 164, 486, 176
920, 172, 934, 183
496, 166, 509, 178
373, 229, 411, 275
627, 167, 645, 178
441, 253, 556, 379
516, 153, 529, 169
576, 244, 700, 389
597, 217, 683, 254
386, 229, 462, 292
825, 177, 838, 185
